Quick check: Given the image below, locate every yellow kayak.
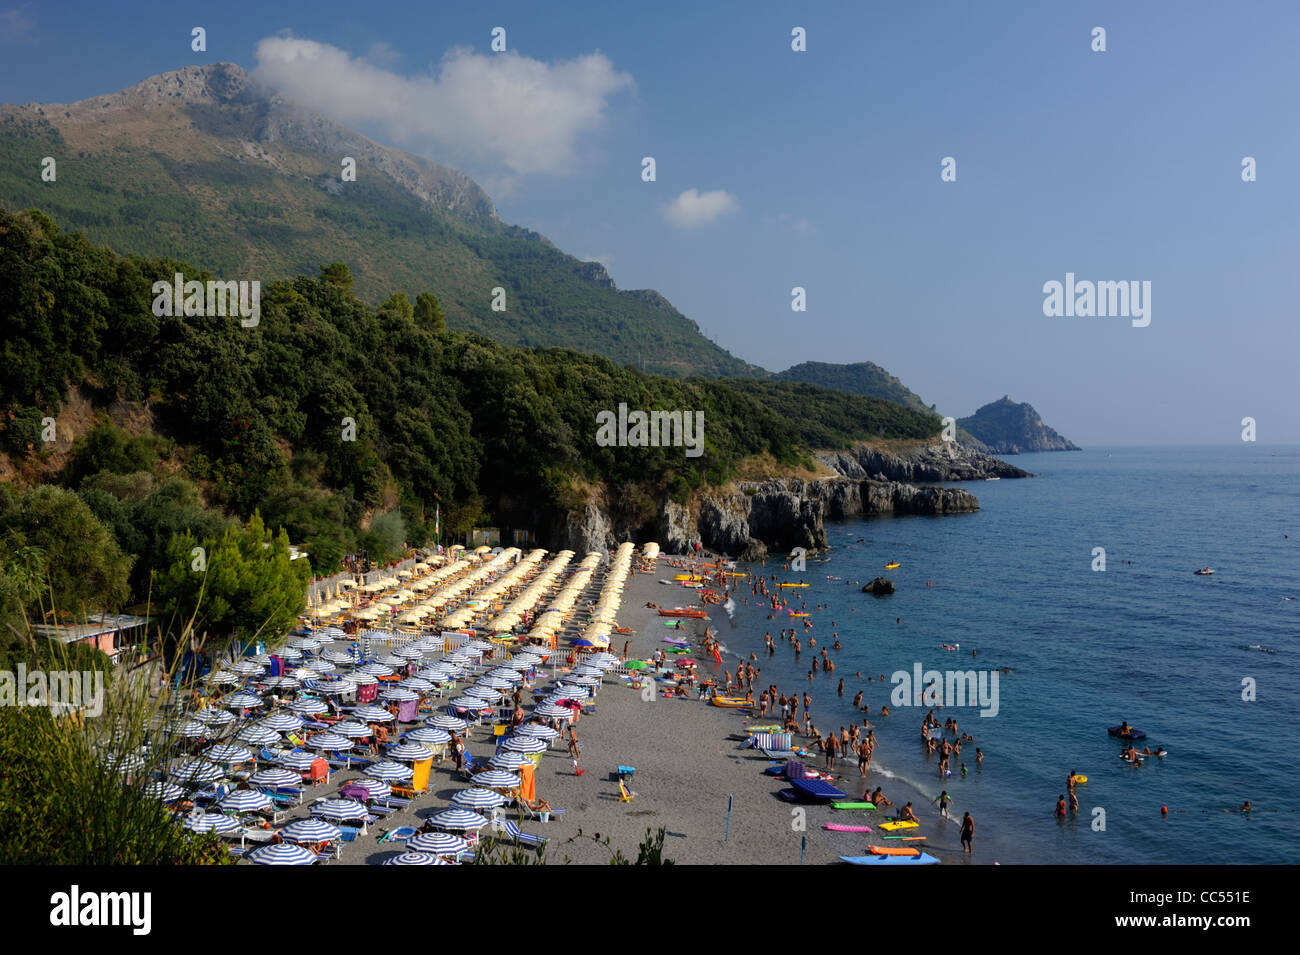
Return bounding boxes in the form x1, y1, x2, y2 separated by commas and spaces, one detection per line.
673, 574, 703, 581
780, 583, 809, 588
885, 562, 901, 570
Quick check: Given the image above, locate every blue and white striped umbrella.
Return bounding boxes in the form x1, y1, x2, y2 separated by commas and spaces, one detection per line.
224, 691, 263, 709
488, 751, 531, 771
514, 723, 558, 740
288, 698, 328, 715
307, 732, 353, 751
205, 743, 252, 763
321, 626, 346, 638
407, 831, 469, 855
259, 712, 304, 732
102, 750, 146, 773
376, 654, 408, 667
404, 727, 451, 745
259, 675, 300, 689
432, 662, 464, 678
465, 639, 494, 651
331, 720, 372, 738
194, 708, 236, 727
278, 647, 303, 661
470, 770, 521, 788
170, 760, 225, 783
361, 629, 392, 641
228, 660, 264, 676
291, 667, 321, 681
249, 843, 318, 865
349, 672, 377, 687
277, 751, 318, 771
416, 666, 453, 682
205, 670, 239, 685
365, 760, 414, 782
183, 812, 241, 835
249, 768, 300, 788
218, 789, 272, 812
450, 787, 507, 810
309, 677, 358, 695
395, 646, 425, 659
464, 685, 502, 701
440, 653, 472, 665
425, 714, 468, 732
386, 742, 433, 761
533, 704, 573, 720
572, 665, 604, 678
320, 650, 354, 664
280, 819, 342, 844
382, 851, 449, 865
449, 696, 493, 710
551, 684, 591, 698
378, 688, 418, 703
164, 718, 207, 738
234, 725, 281, 746
502, 735, 546, 754
486, 667, 523, 682
354, 705, 395, 722
307, 658, 337, 674
513, 651, 545, 664
144, 781, 183, 802
399, 677, 434, 692
562, 674, 601, 686
425, 809, 489, 831
478, 677, 514, 691
349, 778, 391, 799
290, 637, 322, 650
312, 799, 368, 821
498, 658, 535, 671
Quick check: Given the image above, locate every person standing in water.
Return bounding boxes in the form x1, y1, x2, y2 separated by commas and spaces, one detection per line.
960, 812, 974, 854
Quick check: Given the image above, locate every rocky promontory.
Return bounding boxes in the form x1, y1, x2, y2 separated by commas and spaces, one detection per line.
817, 440, 1032, 482
957, 397, 1079, 454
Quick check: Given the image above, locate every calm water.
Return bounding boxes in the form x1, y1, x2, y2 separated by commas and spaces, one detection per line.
719, 446, 1300, 864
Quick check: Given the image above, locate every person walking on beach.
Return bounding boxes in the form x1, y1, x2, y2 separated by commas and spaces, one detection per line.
960, 812, 974, 854
823, 733, 838, 770
857, 739, 871, 774
568, 726, 584, 776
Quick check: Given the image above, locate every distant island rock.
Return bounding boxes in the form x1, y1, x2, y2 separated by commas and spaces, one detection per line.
957, 397, 1079, 454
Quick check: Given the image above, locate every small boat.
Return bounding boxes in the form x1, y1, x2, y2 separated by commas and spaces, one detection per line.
985, 476, 1000, 481
1194, 568, 1215, 576
779, 582, 809, 588
659, 607, 707, 619
884, 562, 901, 570
673, 574, 703, 582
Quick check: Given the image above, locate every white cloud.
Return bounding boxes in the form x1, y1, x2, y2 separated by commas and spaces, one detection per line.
251, 35, 635, 177
663, 188, 739, 228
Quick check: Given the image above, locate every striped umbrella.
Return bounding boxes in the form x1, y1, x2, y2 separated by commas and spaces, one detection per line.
259, 675, 300, 689
278, 647, 304, 661
205, 743, 252, 763
194, 707, 236, 725
183, 813, 241, 835
144, 781, 183, 802
280, 819, 342, 844
514, 724, 558, 740
464, 685, 502, 701
311, 799, 368, 821
488, 751, 531, 771
407, 831, 469, 855
572, 665, 604, 678
386, 742, 433, 762
224, 691, 263, 709
440, 653, 473, 666
382, 851, 449, 865
306, 659, 337, 674
102, 750, 146, 773
365, 760, 414, 782
164, 718, 207, 738
320, 626, 345, 638
290, 668, 321, 682
249, 768, 300, 788
425, 714, 468, 732
425, 809, 489, 831
218, 789, 273, 813
395, 646, 425, 659
277, 751, 318, 771
320, 650, 354, 664
485, 667, 523, 682
290, 637, 322, 650
378, 688, 418, 703
349, 672, 377, 687
399, 677, 434, 692
205, 670, 239, 685
562, 674, 601, 686
450, 787, 507, 810
229, 661, 264, 676
310, 677, 357, 695
502, 736, 546, 755
498, 658, 534, 671
477, 677, 513, 691
354, 705, 395, 722
404, 727, 451, 745
331, 720, 372, 738
449, 696, 494, 710
249, 843, 318, 865
432, 662, 464, 678
358, 663, 395, 677
416, 666, 454, 682
376, 654, 408, 667
349, 778, 391, 799
234, 725, 281, 746
288, 698, 328, 715
552, 683, 591, 698
260, 712, 304, 732
170, 760, 225, 783
307, 732, 353, 751
533, 704, 573, 720
470, 770, 521, 788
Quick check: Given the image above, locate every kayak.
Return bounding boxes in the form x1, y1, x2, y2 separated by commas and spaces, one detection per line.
673, 575, 703, 581
659, 608, 707, 618
841, 852, 938, 866
710, 696, 753, 708
884, 562, 901, 570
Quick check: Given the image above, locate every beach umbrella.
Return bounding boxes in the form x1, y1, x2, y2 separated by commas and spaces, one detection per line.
514, 723, 558, 740
441, 653, 473, 665
425, 809, 489, 831
450, 788, 507, 811
205, 670, 239, 685
396, 646, 425, 659
291, 667, 321, 681
498, 658, 534, 671
378, 688, 418, 703
470, 770, 521, 789
572, 665, 603, 678
312, 677, 358, 694
194, 708, 236, 727
277, 751, 318, 771
228, 661, 264, 676
306, 659, 337, 674
449, 696, 493, 710
387, 742, 434, 761
280, 819, 342, 844
624, 660, 648, 671
426, 714, 468, 732
464, 685, 502, 701
501, 735, 546, 755
288, 698, 328, 715
407, 831, 469, 855
312, 799, 368, 822
259, 712, 304, 732
382, 852, 449, 865
249, 768, 300, 788
307, 732, 353, 751
278, 647, 304, 661
349, 672, 377, 687
249, 843, 318, 865
416, 666, 453, 682
218, 789, 273, 813
259, 675, 300, 689
144, 781, 184, 802
404, 727, 451, 746
234, 725, 280, 746
365, 760, 414, 782
563, 674, 601, 686
354, 705, 395, 722
376, 654, 408, 667
488, 751, 531, 771
163, 718, 208, 738
486, 667, 523, 682
290, 637, 322, 651
225, 691, 263, 709
205, 743, 252, 764
533, 704, 573, 720
478, 676, 514, 690
331, 720, 372, 738
349, 778, 391, 799
183, 813, 241, 835
399, 677, 435, 693
569, 637, 602, 649
102, 750, 146, 773
320, 650, 354, 664
170, 760, 225, 783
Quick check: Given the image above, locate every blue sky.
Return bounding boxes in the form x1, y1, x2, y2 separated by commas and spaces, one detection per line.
2, 1, 1297, 445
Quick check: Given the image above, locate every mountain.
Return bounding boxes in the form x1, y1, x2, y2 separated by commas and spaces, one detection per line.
772, 361, 933, 412
0, 64, 758, 378
957, 397, 1079, 453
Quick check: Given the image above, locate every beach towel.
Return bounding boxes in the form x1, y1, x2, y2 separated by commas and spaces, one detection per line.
520, 763, 536, 803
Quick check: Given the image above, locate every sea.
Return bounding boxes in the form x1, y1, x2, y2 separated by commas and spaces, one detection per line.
714, 445, 1300, 865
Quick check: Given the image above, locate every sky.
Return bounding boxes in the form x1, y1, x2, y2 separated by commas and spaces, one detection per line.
2, 0, 1297, 446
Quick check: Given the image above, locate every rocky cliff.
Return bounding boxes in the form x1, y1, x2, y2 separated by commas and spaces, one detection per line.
957, 397, 1079, 454
816, 440, 1032, 482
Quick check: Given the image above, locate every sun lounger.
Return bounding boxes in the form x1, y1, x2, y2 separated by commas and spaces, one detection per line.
618, 779, 637, 803
502, 819, 547, 849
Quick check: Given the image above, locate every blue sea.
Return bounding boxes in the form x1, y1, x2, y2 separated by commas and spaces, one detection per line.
718, 446, 1300, 864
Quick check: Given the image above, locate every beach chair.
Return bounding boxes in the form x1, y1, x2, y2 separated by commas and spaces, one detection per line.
378, 825, 418, 844
502, 819, 547, 849
618, 779, 637, 803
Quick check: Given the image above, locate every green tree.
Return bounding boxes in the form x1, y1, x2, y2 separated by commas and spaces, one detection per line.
414, 291, 446, 333
320, 262, 354, 290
